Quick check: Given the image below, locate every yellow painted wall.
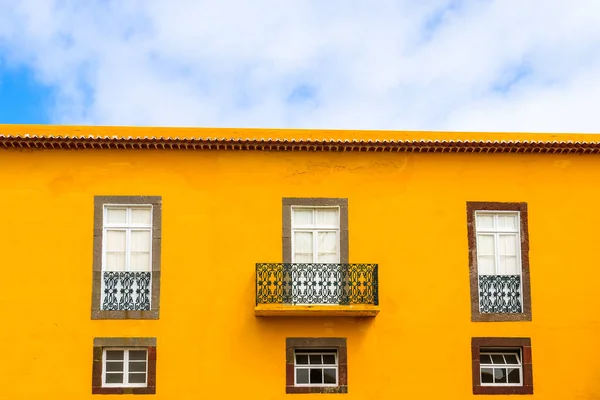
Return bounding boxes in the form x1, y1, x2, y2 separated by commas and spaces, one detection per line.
1, 126, 600, 398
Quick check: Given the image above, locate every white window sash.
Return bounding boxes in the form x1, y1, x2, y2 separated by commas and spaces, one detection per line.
474, 211, 522, 276
294, 351, 338, 387
479, 351, 523, 387
291, 207, 340, 264
102, 348, 148, 388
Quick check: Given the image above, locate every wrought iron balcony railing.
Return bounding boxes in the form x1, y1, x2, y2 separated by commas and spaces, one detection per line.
256, 263, 378, 306
101, 271, 152, 311
478, 275, 522, 313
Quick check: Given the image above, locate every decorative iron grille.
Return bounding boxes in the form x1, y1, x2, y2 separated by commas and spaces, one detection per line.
102, 271, 151, 311
478, 275, 522, 313
256, 263, 378, 305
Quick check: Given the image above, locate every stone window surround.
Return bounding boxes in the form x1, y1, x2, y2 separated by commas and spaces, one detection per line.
92, 337, 157, 395
471, 337, 533, 395
282, 198, 349, 264
466, 201, 532, 322
286, 338, 348, 394
92, 196, 162, 320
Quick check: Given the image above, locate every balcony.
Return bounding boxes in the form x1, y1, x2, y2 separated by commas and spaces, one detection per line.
478, 275, 522, 313
101, 271, 152, 311
255, 263, 379, 317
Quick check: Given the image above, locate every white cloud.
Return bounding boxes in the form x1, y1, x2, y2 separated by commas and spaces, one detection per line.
1, 0, 600, 132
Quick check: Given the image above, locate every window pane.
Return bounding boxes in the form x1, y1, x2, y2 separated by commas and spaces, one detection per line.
507, 368, 521, 384
105, 252, 126, 271
130, 252, 151, 271
498, 214, 518, 230
322, 354, 336, 365
128, 373, 146, 384
476, 234, 495, 255
477, 255, 495, 275
479, 354, 492, 364
476, 214, 494, 230
296, 369, 309, 384
494, 368, 507, 383
498, 234, 518, 256
293, 209, 313, 226
105, 230, 126, 251
498, 256, 519, 275
504, 354, 519, 364
129, 362, 147, 372
310, 368, 323, 384
293, 232, 313, 263
317, 232, 338, 263
131, 231, 151, 252
105, 361, 123, 372
105, 350, 124, 361
481, 368, 494, 383
323, 368, 337, 384
315, 209, 339, 228
105, 373, 124, 384
296, 354, 309, 365
106, 208, 127, 224
131, 208, 152, 225
309, 354, 322, 365
129, 350, 147, 361
491, 354, 505, 364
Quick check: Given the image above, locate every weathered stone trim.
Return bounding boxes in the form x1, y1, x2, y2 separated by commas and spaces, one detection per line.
285, 337, 348, 394
91, 196, 162, 320
466, 202, 532, 322
92, 337, 157, 395
471, 337, 533, 395
282, 198, 349, 264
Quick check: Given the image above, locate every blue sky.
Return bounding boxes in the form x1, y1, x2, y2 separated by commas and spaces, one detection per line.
0, 0, 600, 132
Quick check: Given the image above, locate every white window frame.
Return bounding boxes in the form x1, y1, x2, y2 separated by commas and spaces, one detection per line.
291, 206, 340, 264
102, 205, 153, 272
479, 349, 523, 387
474, 211, 522, 276
102, 348, 148, 388
294, 349, 338, 387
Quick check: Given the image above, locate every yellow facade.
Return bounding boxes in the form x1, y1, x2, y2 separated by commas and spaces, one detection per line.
1, 124, 600, 398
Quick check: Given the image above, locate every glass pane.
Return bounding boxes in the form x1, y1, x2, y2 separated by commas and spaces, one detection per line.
316, 209, 339, 228
105, 361, 123, 372
309, 354, 322, 365
129, 350, 147, 361
105, 252, 126, 271
322, 354, 336, 365
131, 208, 152, 225
105, 350, 124, 361
131, 231, 151, 252
476, 214, 494, 230
477, 255, 495, 275
128, 373, 146, 384
105, 373, 123, 384
481, 368, 494, 383
293, 232, 313, 263
498, 214, 518, 230
129, 362, 147, 372
293, 209, 313, 226
310, 368, 323, 384
498, 234, 518, 256
476, 234, 495, 255
491, 354, 505, 364
479, 354, 492, 364
494, 368, 507, 383
296, 354, 309, 365
507, 368, 521, 384
105, 230, 126, 251
106, 208, 127, 224
504, 354, 519, 364
296, 369, 309, 384
498, 256, 519, 275
317, 232, 338, 263
130, 252, 151, 271
323, 368, 337, 384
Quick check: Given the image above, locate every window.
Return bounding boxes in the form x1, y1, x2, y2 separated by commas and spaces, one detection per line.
286, 338, 347, 394
92, 338, 156, 395
471, 337, 533, 395
292, 207, 340, 263
92, 196, 162, 320
294, 350, 338, 386
466, 202, 531, 322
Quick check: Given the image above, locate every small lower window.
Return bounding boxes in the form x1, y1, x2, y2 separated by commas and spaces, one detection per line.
103, 349, 148, 387
479, 350, 522, 386
294, 350, 338, 386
